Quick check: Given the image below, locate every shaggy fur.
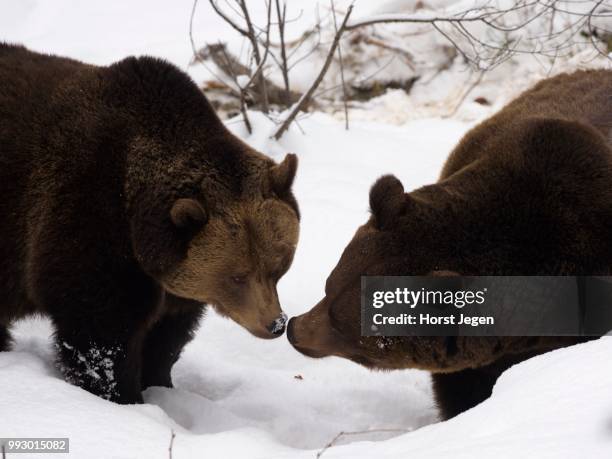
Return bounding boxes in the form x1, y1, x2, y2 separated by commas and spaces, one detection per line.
288, 69, 612, 419
0, 43, 299, 403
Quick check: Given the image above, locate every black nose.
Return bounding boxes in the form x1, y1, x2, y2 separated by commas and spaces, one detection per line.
267, 312, 288, 335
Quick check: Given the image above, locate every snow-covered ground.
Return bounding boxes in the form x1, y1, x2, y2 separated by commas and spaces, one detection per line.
5, 315, 612, 458
1, 1, 612, 458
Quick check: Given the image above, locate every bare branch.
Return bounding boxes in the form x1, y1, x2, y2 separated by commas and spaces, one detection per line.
208, 0, 249, 37
237, 0, 271, 112
241, 45, 271, 91
218, 42, 253, 134
312, 54, 398, 100
343, 0, 611, 70
346, 10, 491, 30
189, 0, 199, 56
190, 1, 241, 94
194, 0, 611, 131
354, 34, 416, 70
586, 0, 610, 59
274, 3, 354, 140
197, 43, 250, 79
275, 0, 292, 106
331, 0, 349, 130
238, 94, 253, 133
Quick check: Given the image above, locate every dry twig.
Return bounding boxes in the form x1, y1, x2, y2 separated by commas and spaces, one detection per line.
275, 0, 292, 107
316, 428, 410, 459
237, 0, 271, 113
168, 430, 176, 459
344, 0, 612, 70
274, 3, 354, 140
331, 1, 349, 130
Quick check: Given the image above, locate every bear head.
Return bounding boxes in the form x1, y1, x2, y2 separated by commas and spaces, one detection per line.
287, 168, 594, 370
111, 56, 301, 339
159, 154, 300, 339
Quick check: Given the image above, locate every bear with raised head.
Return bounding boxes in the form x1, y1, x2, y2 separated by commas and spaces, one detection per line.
0, 43, 299, 403
288, 69, 612, 419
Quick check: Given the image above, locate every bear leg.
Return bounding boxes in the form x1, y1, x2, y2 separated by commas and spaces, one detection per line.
141, 294, 205, 389
431, 366, 500, 420
49, 280, 163, 404
0, 323, 12, 351
53, 317, 150, 404
432, 352, 541, 419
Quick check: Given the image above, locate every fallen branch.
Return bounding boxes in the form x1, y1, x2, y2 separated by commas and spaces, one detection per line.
194, 43, 301, 107
168, 430, 176, 459
274, 3, 354, 140
316, 428, 410, 459
196, 43, 250, 78
354, 35, 416, 71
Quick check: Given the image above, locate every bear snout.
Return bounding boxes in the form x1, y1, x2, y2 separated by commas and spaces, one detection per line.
286, 316, 333, 359
286, 305, 340, 359
266, 312, 288, 336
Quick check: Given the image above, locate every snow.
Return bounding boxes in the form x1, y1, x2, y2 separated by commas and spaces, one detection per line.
312, 338, 612, 459
1, 1, 612, 458
3, 111, 611, 458
4, 317, 612, 458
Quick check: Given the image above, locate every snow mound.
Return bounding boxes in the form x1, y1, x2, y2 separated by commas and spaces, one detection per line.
317, 338, 612, 459
2, 332, 609, 458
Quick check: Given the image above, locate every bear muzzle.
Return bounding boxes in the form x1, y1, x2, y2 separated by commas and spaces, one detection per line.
267, 312, 288, 336
287, 299, 344, 358
232, 307, 288, 340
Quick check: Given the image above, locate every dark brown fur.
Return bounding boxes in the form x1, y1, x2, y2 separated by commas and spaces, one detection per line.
0, 43, 299, 402
288, 69, 612, 419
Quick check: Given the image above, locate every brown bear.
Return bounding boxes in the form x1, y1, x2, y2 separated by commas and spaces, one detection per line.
0, 43, 299, 403
288, 69, 612, 419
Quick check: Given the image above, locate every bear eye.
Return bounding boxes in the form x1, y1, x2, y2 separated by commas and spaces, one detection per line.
230, 275, 248, 285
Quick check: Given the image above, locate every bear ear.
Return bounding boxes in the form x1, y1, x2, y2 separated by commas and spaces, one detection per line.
369, 175, 407, 228
170, 199, 207, 231
270, 153, 298, 193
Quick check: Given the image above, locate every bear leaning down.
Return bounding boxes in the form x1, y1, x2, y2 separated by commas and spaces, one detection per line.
0, 43, 299, 403
288, 68, 612, 420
